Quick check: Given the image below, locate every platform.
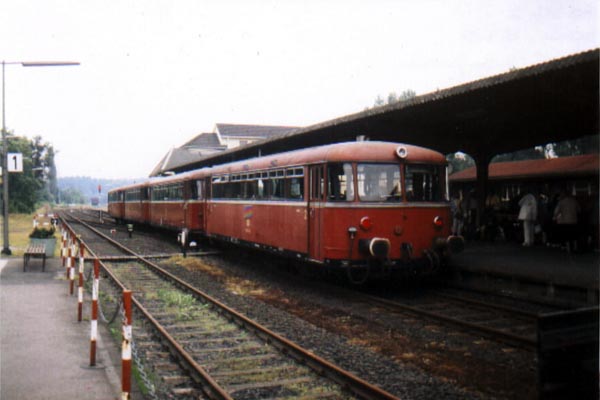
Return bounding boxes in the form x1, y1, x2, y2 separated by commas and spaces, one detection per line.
450, 241, 598, 286
449, 241, 599, 304
0, 257, 123, 400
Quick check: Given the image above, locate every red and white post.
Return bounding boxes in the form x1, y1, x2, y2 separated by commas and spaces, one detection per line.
61, 230, 67, 267
69, 244, 76, 296
77, 244, 85, 322
90, 259, 100, 366
122, 290, 132, 400
65, 247, 72, 281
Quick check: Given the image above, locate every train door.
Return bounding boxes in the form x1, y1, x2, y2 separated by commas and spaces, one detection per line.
197, 179, 207, 232
142, 186, 150, 223
308, 165, 325, 260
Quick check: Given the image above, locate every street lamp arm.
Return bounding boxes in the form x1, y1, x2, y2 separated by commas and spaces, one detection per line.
21, 62, 80, 67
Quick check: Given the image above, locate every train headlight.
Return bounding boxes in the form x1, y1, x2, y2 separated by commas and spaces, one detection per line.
359, 216, 373, 231
433, 216, 443, 229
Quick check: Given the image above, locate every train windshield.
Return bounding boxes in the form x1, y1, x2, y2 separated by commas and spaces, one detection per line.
357, 164, 401, 202
405, 164, 445, 202
327, 163, 354, 201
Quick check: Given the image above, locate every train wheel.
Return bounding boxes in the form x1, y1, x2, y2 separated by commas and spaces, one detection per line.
346, 264, 370, 285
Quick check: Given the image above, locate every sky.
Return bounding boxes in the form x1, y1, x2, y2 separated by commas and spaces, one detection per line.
0, 0, 598, 180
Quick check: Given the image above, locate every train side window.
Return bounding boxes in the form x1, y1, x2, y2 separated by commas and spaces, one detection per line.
195, 180, 203, 200
285, 167, 305, 200
244, 180, 257, 199
327, 163, 354, 201
271, 178, 284, 199
270, 170, 285, 199
287, 177, 304, 200
405, 164, 442, 202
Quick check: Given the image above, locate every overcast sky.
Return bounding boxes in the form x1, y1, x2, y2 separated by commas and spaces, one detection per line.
1, 1, 597, 179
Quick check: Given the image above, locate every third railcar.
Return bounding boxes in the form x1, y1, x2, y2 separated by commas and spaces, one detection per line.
108, 141, 463, 281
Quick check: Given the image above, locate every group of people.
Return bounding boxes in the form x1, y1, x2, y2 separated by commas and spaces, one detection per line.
450, 188, 590, 252
518, 190, 581, 251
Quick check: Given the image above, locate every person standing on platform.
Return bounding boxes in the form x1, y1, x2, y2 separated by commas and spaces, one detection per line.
518, 191, 538, 247
553, 191, 581, 252
451, 193, 464, 236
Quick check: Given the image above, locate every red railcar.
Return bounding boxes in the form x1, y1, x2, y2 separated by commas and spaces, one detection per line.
108, 141, 463, 281
107, 189, 125, 222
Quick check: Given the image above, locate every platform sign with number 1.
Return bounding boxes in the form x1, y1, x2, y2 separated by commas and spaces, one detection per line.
7, 153, 23, 172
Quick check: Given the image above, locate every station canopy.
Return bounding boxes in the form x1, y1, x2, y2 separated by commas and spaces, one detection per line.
167, 48, 599, 174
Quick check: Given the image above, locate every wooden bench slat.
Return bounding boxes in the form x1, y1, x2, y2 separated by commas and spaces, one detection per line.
24, 244, 47, 272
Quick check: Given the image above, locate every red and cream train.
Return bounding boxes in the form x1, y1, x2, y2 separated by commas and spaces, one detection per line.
108, 141, 463, 281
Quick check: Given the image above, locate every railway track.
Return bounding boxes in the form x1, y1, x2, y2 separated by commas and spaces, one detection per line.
72, 208, 542, 349
359, 290, 539, 349
60, 211, 400, 400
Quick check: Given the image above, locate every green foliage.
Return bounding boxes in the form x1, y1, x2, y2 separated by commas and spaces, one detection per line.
157, 289, 204, 321
5, 134, 55, 213
548, 135, 599, 157
58, 187, 86, 205
57, 177, 140, 206
29, 226, 56, 239
371, 89, 417, 108
446, 152, 475, 174
491, 146, 545, 163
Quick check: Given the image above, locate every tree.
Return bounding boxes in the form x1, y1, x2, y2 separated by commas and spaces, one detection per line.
5, 133, 56, 213
446, 152, 475, 174
58, 187, 86, 204
46, 146, 58, 202
491, 146, 545, 163
371, 89, 417, 108
546, 135, 599, 157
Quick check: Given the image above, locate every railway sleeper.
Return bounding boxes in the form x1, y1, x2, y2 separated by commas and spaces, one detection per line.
188, 342, 266, 355
168, 326, 240, 337
184, 335, 250, 345
225, 376, 315, 396
162, 321, 222, 330
171, 387, 199, 397
210, 364, 299, 379
162, 374, 193, 386
152, 361, 181, 372
203, 354, 279, 370
145, 351, 171, 359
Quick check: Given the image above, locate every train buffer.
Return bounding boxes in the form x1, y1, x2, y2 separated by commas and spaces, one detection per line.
23, 244, 46, 272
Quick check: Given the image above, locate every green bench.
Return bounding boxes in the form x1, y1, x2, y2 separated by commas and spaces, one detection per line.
23, 244, 47, 272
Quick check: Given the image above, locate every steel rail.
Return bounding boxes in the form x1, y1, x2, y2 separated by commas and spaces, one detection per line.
59, 213, 234, 400
437, 292, 541, 318
361, 293, 537, 349
61, 211, 400, 400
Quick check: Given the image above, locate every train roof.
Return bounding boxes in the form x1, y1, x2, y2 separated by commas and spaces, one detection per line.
449, 153, 599, 182
110, 141, 446, 192
206, 141, 446, 176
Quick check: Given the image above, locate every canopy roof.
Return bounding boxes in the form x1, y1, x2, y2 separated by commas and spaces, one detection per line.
450, 153, 599, 182
168, 48, 599, 174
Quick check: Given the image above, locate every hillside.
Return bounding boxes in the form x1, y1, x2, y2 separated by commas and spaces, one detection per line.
58, 177, 145, 205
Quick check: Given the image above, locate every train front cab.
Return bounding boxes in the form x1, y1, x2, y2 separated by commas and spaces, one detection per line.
308, 158, 462, 281
107, 189, 125, 223
124, 184, 150, 224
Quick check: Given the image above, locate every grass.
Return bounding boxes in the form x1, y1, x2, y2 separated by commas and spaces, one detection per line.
0, 212, 47, 257
157, 289, 206, 321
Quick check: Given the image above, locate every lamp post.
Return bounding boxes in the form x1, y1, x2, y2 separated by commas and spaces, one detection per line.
2, 60, 79, 255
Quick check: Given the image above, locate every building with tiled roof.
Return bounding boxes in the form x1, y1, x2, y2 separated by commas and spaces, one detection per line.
214, 123, 299, 149
150, 123, 300, 176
